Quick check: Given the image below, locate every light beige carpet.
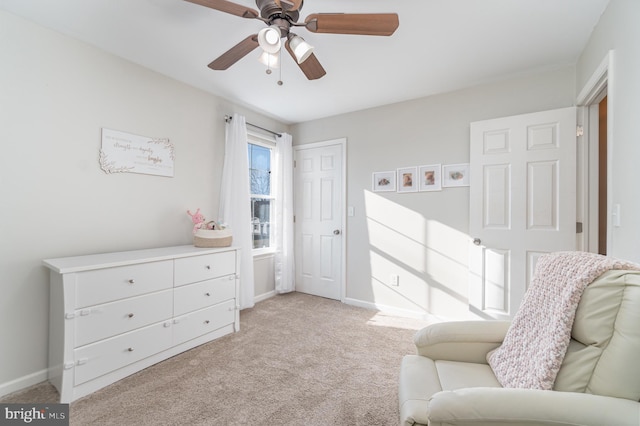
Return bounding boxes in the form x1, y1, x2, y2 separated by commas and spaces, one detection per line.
2, 292, 429, 425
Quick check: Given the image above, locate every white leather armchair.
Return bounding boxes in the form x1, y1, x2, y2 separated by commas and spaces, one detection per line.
398, 269, 640, 426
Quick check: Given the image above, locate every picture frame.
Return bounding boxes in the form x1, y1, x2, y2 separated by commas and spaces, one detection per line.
442, 163, 470, 187
372, 171, 397, 192
397, 166, 418, 193
418, 164, 442, 192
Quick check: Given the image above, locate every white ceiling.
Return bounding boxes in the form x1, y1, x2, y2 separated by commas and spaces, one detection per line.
0, 0, 609, 124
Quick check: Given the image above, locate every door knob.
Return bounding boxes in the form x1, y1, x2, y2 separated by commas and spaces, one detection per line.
333, 229, 341, 235
473, 238, 481, 246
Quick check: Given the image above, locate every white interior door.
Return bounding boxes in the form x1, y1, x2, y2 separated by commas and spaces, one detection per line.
469, 107, 576, 319
294, 139, 345, 300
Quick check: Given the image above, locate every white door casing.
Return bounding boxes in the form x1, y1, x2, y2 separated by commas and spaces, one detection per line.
469, 107, 577, 319
294, 139, 345, 300
577, 51, 613, 255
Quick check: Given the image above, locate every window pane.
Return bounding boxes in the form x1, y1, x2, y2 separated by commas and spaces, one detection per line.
249, 144, 271, 195
251, 198, 271, 249
250, 169, 271, 196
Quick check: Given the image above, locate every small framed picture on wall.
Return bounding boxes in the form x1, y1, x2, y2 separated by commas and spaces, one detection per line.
397, 166, 418, 193
418, 164, 442, 192
442, 163, 470, 187
372, 171, 397, 192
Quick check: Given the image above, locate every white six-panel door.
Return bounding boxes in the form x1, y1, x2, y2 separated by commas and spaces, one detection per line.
294, 140, 344, 300
469, 107, 576, 319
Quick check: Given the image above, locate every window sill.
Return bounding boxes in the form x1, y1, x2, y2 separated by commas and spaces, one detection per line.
253, 248, 276, 259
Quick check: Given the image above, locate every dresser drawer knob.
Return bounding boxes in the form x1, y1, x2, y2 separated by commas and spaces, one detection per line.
204, 320, 210, 325
205, 265, 211, 270
127, 347, 134, 352
127, 313, 134, 318
205, 292, 211, 297
128, 279, 135, 284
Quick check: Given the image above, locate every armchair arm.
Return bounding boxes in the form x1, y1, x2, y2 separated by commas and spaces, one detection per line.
414, 320, 510, 363
427, 388, 640, 426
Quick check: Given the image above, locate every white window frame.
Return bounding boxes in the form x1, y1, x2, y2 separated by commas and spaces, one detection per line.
248, 131, 276, 256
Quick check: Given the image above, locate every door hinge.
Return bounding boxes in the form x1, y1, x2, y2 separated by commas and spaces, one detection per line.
576, 222, 583, 234
576, 125, 584, 137
293, 215, 296, 223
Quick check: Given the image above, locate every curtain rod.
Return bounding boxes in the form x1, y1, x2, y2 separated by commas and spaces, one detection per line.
224, 115, 282, 138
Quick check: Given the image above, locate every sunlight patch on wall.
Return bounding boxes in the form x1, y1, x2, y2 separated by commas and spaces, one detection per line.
367, 217, 427, 273
369, 250, 427, 299
425, 220, 469, 267
365, 191, 428, 244
363, 190, 471, 318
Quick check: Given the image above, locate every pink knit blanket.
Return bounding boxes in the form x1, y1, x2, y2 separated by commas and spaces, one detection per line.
487, 251, 640, 390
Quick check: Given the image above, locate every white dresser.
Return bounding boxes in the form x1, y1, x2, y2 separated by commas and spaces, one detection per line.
43, 245, 240, 403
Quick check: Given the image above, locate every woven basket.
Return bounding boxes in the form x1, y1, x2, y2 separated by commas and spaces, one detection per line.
193, 229, 233, 248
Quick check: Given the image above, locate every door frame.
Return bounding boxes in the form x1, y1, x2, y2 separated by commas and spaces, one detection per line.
576, 50, 614, 254
293, 138, 347, 301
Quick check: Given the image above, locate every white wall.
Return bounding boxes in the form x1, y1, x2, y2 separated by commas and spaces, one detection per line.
291, 67, 576, 319
576, 0, 640, 263
0, 10, 282, 396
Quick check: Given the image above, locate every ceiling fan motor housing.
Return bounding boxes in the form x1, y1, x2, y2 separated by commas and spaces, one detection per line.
256, 0, 299, 36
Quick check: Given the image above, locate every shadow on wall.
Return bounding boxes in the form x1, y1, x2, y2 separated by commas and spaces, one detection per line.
364, 190, 472, 320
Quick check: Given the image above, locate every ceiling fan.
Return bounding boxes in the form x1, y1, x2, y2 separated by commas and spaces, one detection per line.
185, 0, 399, 80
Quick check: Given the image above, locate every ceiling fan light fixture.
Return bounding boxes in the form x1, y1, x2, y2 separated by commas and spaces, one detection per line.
258, 51, 280, 69
257, 26, 282, 54
288, 34, 314, 64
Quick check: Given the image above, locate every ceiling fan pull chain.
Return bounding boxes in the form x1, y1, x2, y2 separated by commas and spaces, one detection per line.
278, 47, 284, 86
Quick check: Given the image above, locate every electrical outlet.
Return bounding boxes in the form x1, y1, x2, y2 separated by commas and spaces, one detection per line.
390, 274, 399, 286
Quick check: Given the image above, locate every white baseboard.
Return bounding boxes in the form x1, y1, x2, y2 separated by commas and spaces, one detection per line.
343, 297, 446, 323
254, 290, 276, 304
0, 368, 48, 400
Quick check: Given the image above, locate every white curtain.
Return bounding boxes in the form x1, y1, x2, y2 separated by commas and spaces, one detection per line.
219, 113, 255, 309
273, 132, 295, 293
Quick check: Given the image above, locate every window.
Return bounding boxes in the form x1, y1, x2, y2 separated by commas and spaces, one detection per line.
248, 133, 275, 250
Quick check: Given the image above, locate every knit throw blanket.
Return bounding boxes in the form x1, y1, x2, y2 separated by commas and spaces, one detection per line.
487, 251, 640, 390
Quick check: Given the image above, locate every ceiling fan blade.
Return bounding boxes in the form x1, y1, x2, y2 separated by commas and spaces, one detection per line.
208, 34, 259, 70
305, 13, 399, 36
285, 40, 326, 80
184, 0, 260, 19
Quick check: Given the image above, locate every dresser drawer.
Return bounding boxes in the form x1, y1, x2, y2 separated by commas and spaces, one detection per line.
74, 321, 172, 386
75, 290, 173, 347
173, 299, 236, 346
173, 276, 236, 316
174, 251, 236, 286
75, 260, 173, 308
